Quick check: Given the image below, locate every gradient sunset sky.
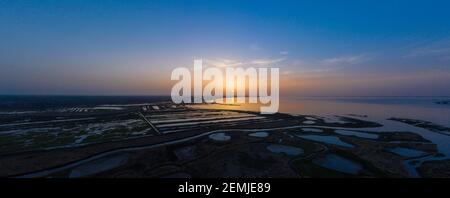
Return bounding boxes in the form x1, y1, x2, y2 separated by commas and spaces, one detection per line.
1, 0, 449, 96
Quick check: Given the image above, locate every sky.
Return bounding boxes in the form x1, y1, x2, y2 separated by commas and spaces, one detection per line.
0, 0, 449, 96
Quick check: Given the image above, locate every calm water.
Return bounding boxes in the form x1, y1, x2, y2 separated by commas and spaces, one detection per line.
283, 97, 450, 127
296, 135, 354, 148
313, 154, 362, 175
334, 130, 379, 139
194, 97, 450, 127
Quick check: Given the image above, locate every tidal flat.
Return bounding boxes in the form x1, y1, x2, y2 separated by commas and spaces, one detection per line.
0, 96, 449, 178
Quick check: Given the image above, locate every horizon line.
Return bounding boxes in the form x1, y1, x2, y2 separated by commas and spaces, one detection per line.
0, 94, 449, 98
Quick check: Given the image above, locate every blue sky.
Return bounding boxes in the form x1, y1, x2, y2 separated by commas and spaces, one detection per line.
1, 0, 449, 96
